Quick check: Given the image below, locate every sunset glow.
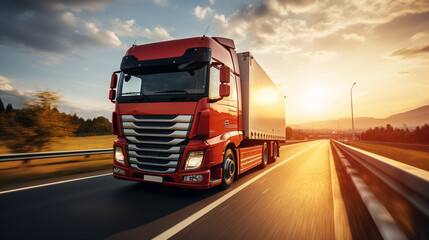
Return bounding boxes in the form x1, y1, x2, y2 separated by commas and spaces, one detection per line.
0, 0, 428, 125
302, 86, 332, 114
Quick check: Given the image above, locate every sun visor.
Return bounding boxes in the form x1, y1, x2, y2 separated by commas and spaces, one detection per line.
120, 47, 212, 72
212, 37, 235, 49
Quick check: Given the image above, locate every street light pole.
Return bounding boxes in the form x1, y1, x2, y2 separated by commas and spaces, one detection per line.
350, 82, 356, 140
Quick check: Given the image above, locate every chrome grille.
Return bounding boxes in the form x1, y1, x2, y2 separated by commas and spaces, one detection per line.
121, 115, 193, 174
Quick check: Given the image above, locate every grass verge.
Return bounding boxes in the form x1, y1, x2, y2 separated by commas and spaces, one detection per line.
348, 141, 429, 171
0, 135, 116, 186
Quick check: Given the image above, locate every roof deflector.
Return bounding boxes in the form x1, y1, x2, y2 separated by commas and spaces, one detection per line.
212, 37, 235, 49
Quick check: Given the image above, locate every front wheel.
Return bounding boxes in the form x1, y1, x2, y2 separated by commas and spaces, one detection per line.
221, 148, 236, 189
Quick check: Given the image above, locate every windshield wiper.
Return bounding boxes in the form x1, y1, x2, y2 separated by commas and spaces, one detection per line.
154, 90, 194, 100
121, 92, 141, 95
121, 92, 151, 101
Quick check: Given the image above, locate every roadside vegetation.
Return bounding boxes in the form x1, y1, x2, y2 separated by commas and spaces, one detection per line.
0, 91, 115, 186
361, 123, 429, 144
0, 92, 112, 153
348, 141, 429, 171
285, 126, 309, 140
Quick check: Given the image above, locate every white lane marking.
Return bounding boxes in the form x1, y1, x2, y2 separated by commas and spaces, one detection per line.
261, 188, 270, 195
153, 142, 321, 240
329, 144, 352, 240
332, 144, 407, 240
0, 173, 113, 195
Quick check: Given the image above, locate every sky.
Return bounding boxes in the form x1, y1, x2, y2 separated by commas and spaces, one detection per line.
0, 0, 428, 124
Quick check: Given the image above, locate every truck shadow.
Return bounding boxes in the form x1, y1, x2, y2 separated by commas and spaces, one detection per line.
102, 181, 224, 239
104, 167, 266, 239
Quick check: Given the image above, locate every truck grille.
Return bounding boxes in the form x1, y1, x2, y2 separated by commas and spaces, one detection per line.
121, 115, 193, 174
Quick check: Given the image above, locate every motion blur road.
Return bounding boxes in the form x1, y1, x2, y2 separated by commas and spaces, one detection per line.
0, 140, 374, 239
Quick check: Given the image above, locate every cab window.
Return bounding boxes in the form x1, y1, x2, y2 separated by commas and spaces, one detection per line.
229, 74, 237, 101
210, 66, 221, 99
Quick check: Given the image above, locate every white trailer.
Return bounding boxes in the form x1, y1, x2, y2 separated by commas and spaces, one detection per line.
238, 52, 286, 141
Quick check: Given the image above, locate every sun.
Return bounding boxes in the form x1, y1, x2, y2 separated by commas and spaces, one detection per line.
302, 86, 331, 114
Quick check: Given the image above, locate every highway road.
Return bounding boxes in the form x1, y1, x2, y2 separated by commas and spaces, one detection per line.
0, 140, 384, 239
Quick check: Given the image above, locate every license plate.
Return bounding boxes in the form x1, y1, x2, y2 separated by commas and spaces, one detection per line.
144, 175, 163, 183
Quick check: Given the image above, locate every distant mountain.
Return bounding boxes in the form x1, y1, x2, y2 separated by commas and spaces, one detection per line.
291, 105, 429, 131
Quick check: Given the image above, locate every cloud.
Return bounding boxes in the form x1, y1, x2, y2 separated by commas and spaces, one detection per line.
301, 50, 337, 63
153, 0, 168, 6
72, 22, 124, 48
194, 6, 213, 20
391, 45, 429, 58
343, 33, 366, 42
410, 32, 428, 42
112, 19, 173, 40
0, 75, 13, 91
0, 75, 31, 107
210, 0, 215, 4
0, 0, 122, 64
213, 0, 429, 55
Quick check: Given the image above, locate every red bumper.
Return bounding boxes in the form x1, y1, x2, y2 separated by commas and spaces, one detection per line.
112, 137, 224, 189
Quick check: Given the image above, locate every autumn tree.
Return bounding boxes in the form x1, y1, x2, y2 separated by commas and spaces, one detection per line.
0, 98, 4, 113
2, 90, 78, 153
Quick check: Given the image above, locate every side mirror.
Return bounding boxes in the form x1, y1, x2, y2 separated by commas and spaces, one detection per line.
110, 73, 118, 88
109, 89, 116, 102
220, 65, 230, 83
109, 72, 118, 103
219, 84, 230, 97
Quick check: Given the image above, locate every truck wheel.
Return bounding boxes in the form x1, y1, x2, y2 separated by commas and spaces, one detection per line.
261, 142, 268, 168
271, 141, 278, 163
221, 148, 236, 189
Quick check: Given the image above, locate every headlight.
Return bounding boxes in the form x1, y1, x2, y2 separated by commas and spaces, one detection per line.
184, 151, 204, 170
114, 146, 125, 164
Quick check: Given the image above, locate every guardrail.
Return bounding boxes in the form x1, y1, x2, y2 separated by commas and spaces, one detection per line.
331, 140, 429, 218
0, 149, 113, 162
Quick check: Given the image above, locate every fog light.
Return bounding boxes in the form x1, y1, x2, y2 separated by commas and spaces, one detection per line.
114, 146, 125, 165
184, 151, 204, 170
183, 174, 203, 182
113, 166, 125, 175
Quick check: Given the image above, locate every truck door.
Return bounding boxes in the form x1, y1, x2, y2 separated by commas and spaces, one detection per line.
227, 74, 238, 131
209, 65, 229, 136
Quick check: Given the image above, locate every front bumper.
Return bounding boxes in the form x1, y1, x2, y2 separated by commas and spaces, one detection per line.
112, 137, 223, 189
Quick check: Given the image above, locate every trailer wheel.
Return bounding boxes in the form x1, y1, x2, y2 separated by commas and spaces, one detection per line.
271, 141, 278, 163
221, 148, 236, 189
261, 142, 268, 168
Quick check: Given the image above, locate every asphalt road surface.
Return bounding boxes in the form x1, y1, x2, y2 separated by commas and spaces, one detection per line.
0, 140, 372, 239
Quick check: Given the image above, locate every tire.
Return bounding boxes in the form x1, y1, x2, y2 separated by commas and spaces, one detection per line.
271, 141, 278, 163
261, 142, 268, 168
221, 148, 236, 189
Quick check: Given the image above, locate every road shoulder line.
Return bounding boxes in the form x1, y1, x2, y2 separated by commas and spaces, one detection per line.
0, 173, 112, 195
329, 143, 352, 240
153, 142, 321, 240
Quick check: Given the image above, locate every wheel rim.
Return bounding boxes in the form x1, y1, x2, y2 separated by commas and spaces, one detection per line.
224, 156, 235, 180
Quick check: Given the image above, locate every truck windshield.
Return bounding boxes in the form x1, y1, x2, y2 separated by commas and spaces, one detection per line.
118, 64, 208, 101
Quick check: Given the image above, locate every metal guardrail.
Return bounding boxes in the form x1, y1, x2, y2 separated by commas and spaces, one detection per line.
0, 149, 113, 162
332, 140, 429, 218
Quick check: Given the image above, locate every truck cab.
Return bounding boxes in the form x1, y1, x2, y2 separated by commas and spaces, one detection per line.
110, 36, 284, 189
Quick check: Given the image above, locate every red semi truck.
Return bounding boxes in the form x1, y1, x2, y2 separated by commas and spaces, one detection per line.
109, 36, 285, 189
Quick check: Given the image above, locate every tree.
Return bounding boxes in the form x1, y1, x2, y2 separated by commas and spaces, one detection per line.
5, 104, 12, 113
2, 90, 78, 153
0, 98, 4, 113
